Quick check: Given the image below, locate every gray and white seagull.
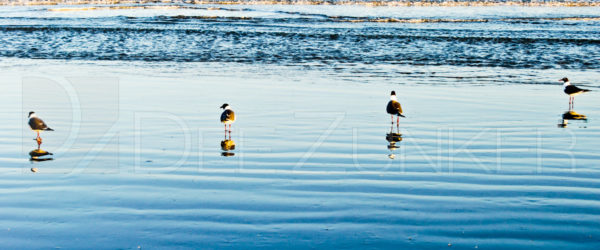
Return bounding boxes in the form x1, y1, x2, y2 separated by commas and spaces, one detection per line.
386, 91, 405, 124
220, 103, 235, 132
559, 77, 591, 108
28, 111, 53, 143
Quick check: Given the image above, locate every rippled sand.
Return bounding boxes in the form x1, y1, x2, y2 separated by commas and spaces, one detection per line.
0, 59, 599, 248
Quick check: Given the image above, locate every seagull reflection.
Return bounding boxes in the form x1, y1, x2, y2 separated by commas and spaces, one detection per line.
220, 130, 236, 157
29, 148, 54, 162
558, 109, 588, 128
386, 124, 403, 159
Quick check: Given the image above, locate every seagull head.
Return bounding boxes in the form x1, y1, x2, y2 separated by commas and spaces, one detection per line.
559, 77, 570, 85
28, 111, 36, 118
390, 91, 397, 101
220, 103, 230, 110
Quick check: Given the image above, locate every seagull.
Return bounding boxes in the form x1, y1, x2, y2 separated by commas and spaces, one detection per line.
220, 103, 235, 132
28, 111, 53, 144
560, 77, 590, 108
386, 91, 405, 124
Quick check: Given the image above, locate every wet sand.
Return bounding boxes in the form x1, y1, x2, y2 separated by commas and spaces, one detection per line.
0, 59, 599, 248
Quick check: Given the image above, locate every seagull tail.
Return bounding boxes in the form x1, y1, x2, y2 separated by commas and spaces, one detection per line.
399, 114, 406, 118
583, 89, 591, 92
45, 128, 54, 131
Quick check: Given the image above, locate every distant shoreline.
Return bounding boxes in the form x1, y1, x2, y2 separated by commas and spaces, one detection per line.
1, 1, 599, 7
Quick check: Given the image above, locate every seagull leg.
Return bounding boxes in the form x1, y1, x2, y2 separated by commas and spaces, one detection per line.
36, 132, 42, 146
571, 96, 575, 109
570, 97, 573, 110
397, 115, 399, 124
228, 124, 232, 132
390, 115, 394, 124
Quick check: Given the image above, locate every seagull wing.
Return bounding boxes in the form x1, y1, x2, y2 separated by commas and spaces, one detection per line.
393, 101, 403, 114
565, 85, 584, 94
29, 117, 48, 130
386, 101, 396, 115
220, 110, 235, 122
386, 100, 404, 116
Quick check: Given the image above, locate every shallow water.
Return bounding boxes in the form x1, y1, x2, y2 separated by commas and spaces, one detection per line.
1, 3, 600, 249
1, 59, 599, 248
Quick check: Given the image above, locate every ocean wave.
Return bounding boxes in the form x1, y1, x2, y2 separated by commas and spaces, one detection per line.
127, 14, 600, 24
4, 1, 600, 7
2, 25, 599, 44
1, 3, 599, 70
1, 24, 599, 69
5, 14, 599, 25
334, 16, 600, 23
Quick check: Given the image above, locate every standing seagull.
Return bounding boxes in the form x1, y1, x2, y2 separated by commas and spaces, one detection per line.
220, 103, 235, 132
386, 91, 405, 124
28, 111, 53, 144
560, 77, 591, 109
